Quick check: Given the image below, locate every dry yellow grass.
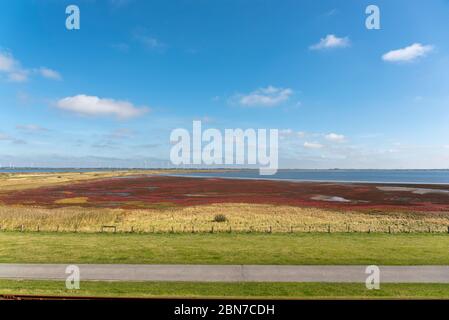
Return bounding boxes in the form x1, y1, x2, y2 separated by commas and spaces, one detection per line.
0, 170, 164, 192
1, 203, 448, 233
0, 169, 227, 192
54, 197, 89, 204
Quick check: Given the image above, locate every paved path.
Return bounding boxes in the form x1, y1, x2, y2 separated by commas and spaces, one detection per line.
1, 264, 449, 283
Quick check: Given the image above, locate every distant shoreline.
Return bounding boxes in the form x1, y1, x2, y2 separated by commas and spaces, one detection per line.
1, 168, 449, 172
2, 168, 449, 185
165, 173, 449, 186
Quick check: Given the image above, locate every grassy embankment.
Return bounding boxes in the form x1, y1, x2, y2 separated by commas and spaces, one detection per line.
2, 280, 449, 299
1, 232, 449, 265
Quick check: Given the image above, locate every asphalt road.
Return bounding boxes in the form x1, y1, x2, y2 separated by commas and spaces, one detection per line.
1, 264, 449, 283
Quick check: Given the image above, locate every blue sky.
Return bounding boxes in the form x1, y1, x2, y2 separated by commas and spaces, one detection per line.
1, 0, 449, 168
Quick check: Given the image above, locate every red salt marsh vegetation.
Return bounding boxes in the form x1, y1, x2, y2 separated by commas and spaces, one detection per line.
1, 175, 449, 213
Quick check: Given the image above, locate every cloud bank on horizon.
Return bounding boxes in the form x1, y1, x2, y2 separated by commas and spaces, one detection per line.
0, 0, 448, 169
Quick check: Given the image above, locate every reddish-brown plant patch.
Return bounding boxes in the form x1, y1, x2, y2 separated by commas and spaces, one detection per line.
1, 175, 449, 212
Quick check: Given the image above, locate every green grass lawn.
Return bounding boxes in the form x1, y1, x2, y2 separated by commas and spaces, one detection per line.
2, 280, 449, 299
1, 231, 449, 265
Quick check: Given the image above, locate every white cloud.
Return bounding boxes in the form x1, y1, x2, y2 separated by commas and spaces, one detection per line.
0, 132, 26, 144
16, 124, 48, 133
56, 95, 149, 119
234, 86, 293, 107
0, 50, 61, 82
8, 71, 29, 83
382, 43, 433, 63
0, 51, 16, 72
304, 142, 323, 149
310, 34, 350, 50
324, 9, 338, 17
107, 128, 134, 139
133, 29, 165, 51
138, 36, 162, 49
37, 67, 62, 80
325, 133, 345, 143
0, 51, 28, 82
414, 96, 424, 102
279, 129, 306, 139
198, 116, 214, 123
279, 129, 293, 136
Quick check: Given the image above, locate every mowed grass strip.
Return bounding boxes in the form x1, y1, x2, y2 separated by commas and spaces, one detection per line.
1, 232, 449, 265
2, 280, 449, 299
